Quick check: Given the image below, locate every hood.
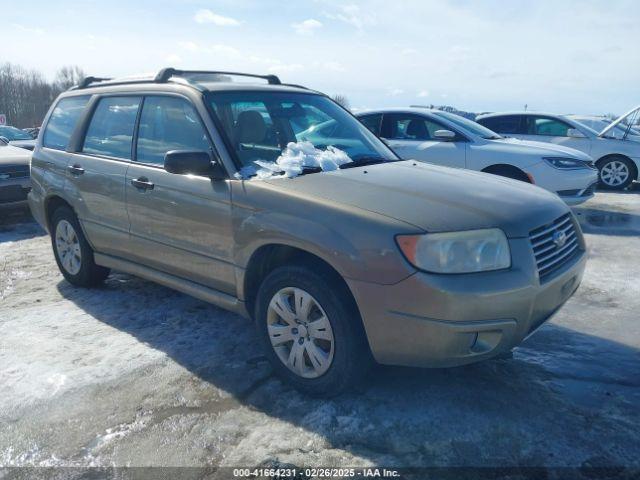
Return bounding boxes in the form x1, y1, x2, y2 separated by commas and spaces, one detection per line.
9, 139, 36, 151
265, 161, 568, 238
599, 105, 640, 138
0, 144, 32, 166
491, 137, 592, 160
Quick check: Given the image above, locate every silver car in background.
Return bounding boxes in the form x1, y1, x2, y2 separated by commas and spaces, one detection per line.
0, 138, 31, 207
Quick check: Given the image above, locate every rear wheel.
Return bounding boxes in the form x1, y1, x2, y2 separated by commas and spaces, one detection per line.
51, 206, 110, 287
255, 265, 371, 396
597, 156, 635, 190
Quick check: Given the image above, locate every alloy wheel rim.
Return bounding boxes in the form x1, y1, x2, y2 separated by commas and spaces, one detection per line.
55, 220, 82, 275
267, 287, 335, 379
601, 161, 629, 186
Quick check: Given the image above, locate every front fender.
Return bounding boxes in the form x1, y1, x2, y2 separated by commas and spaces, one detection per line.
231, 181, 419, 288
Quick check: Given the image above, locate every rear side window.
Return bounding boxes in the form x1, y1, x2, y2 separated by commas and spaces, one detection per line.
136, 96, 210, 165
43, 96, 90, 150
388, 114, 443, 140
478, 115, 523, 134
528, 116, 572, 136
83, 96, 141, 159
359, 114, 383, 136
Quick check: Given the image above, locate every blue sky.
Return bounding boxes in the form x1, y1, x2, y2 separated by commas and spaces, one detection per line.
7, 0, 639, 115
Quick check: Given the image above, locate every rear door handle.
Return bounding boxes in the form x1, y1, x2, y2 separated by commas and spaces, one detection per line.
68, 164, 85, 176
130, 177, 154, 191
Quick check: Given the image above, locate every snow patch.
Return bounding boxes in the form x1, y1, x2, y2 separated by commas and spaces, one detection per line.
234, 141, 352, 180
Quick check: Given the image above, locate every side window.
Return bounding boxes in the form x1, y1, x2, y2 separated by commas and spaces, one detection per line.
389, 114, 443, 140
359, 114, 383, 136
211, 100, 284, 165
82, 96, 141, 159
43, 96, 90, 150
478, 115, 523, 134
136, 96, 210, 165
529, 116, 572, 136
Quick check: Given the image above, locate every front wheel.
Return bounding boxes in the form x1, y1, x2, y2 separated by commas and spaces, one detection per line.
51, 206, 110, 287
255, 265, 371, 396
598, 156, 635, 190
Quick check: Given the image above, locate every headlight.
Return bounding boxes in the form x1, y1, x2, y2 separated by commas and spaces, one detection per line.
543, 157, 592, 170
396, 228, 511, 274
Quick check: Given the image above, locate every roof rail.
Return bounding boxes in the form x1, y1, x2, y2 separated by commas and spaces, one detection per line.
155, 68, 281, 85
71, 68, 284, 91
73, 76, 113, 90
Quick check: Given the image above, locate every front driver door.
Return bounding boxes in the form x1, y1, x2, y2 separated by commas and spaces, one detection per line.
125, 95, 236, 295
382, 113, 466, 168
520, 115, 592, 155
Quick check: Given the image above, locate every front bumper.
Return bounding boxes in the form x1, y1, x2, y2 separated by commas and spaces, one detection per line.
347, 237, 586, 368
527, 163, 598, 206
0, 177, 31, 205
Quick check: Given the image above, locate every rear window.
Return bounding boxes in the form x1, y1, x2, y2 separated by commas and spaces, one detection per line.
43, 96, 90, 150
478, 115, 523, 134
82, 96, 141, 159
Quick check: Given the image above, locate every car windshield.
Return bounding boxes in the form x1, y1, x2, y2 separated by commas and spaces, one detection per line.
573, 118, 640, 137
207, 91, 398, 175
0, 126, 33, 140
433, 111, 502, 139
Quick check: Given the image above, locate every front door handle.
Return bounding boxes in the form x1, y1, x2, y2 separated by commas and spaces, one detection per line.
68, 164, 85, 176
130, 177, 155, 191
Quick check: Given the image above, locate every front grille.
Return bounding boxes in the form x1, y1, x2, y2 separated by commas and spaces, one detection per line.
529, 213, 581, 282
0, 165, 29, 179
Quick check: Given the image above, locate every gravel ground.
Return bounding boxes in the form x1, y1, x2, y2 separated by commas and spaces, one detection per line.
0, 190, 639, 478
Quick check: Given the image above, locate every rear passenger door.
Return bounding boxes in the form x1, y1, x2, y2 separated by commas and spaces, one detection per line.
521, 115, 592, 154
125, 95, 236, 295
383, 113, 466, 168
65, 95, 140, 258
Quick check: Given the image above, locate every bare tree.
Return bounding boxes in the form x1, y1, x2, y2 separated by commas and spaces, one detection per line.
54, 65, 86, 91
331, 94, 350, 109
0, 63, 85, 128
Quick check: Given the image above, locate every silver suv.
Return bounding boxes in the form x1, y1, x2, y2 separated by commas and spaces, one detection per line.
29, 69, 586, 395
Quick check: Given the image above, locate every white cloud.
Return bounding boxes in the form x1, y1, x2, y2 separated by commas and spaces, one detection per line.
268, 63, 305, 74
178, 41, 199, 52
193, 9, 241, 26
12, 23, 45, 35
324, 4, 376, 32
389, 88, 404, 96
165, 53, 182, 64
177, 42, 240, 56
401, 48, 418, 56
292, 19, 323, 35
418, 90, 429, 97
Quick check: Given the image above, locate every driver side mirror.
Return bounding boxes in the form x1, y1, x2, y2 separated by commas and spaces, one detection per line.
164, 150, 226, 179
433, 129, 456, 141
566, 128, 586, 138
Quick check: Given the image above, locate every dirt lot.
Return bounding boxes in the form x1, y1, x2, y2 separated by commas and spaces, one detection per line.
1, 190, 639, 477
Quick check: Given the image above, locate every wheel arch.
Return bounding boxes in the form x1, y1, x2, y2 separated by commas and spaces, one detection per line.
44, 194, 75, 232
596, 154, 639, 181
243, 244, 360, 322
481, 164, 532, 183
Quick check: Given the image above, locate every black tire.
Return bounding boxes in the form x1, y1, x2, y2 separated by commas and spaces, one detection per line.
50, 206, 110, 287
597, 156, 636, 190
255, 264, 372, 396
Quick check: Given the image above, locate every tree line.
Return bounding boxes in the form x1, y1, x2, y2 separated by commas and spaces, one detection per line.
0, 63, 85, 128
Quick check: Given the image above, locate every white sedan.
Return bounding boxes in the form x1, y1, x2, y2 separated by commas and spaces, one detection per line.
352, 108, 598, 205
477, 106, 640, 190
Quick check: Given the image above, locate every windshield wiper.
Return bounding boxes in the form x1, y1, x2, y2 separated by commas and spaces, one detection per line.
339, 156, 391, 169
